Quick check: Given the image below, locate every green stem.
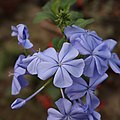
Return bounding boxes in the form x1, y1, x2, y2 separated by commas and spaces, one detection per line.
24, 49, 28, 56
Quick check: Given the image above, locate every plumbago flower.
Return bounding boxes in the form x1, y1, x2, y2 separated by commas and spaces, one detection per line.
76, 100, 101, 120
11, 55, 29, 95
64, 25, 115, 77
37, 42, 85, 88
47, 98, 88, 120
22, 52, 41, 75
11, 24, 33, 49
104, 39, 120, 74
65, 74, 108, 110
47, 98, 101, 120
109, 53, 120, 74
10, 22, 119, 120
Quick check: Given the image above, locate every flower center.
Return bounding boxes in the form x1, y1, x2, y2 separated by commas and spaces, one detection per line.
58, 62, 62, 66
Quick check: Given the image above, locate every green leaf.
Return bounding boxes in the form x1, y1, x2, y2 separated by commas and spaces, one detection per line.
52, 38, 60, 50
51, 0, 61, 13
45, 82, 60, 100
75, 18, 94, 28
42, 1, 52, 11
70, 11, 83, 21
57, 38, 66, 50
33, 11, 50, 23
60, 0, 76, 11
52, 38, 66, 51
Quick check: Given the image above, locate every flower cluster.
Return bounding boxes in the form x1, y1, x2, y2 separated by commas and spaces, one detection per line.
10, 24, 120, 120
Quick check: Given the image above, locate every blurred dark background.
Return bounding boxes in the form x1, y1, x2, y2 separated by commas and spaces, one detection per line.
0, 0, 120, 120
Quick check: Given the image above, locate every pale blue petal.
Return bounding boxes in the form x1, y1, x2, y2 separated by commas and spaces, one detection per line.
59, 43, 79, 63
85, 34, 97, 51
38, 52, 57, 63
11, 98, 26, 109
93, 42, 111, 59
43, 48, 58, 62
94, 56, 108, 75
109, 53, 120, 74
15, 67, 26, 75
22, 39, 33, 49
17, 24, 29, 39
11, 26, 17, 31
109, 60, 120, 74
11, 32, 18, 36
55, 98, 72, 115
27, 58, 40, 74
111, 53, 120, 65
12, 75, 28, 95
14, 55, 25, 69
92, 111, 101, 120
64, 25, 85, 39
22, 54, 36, 63
37, 62, 58, 80
47, 108, 64, 120
70, 34, 91, 55
65, 77, 88, 100
54, 67, 73, 88
88, 115, 94, 120
63, 59, 85, 77
86, 92, 100, 110
89, 73, 108, 89
84, 56, 95, 77
103, 39, 117, 51
86, 31, 102, 48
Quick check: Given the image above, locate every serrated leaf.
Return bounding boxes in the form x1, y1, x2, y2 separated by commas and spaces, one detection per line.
75, 18, 94, 28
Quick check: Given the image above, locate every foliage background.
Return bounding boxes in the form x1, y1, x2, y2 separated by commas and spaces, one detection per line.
0, 0, 120, 120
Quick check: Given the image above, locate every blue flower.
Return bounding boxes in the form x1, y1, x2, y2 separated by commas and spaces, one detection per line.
65, 74, 108, 109
37, 42, 85, 88
11, 24, 33, 49
109, 53, 120, 74
84, 41, 111, 77
11, 98, 26, 109
47, 98, 88, 120
103, 39, 120, 74
22, 52, 41, 75
64, 25, 111, 77
12, 55, 29, 95
76, 100, 101, 120
64, 25, 102, 55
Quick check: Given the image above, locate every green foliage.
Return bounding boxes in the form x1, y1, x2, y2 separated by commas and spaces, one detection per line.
55, 10, 71, 31
33, 0, 94, 33
33, 11, 53, 23
33, 0, 95, 56
52, 37, 60, 50
70, 11, 83, 21
33, 0, 77, 25
42, 0, 52, 11
51, 0, 61, 13
57, 38, 66, 50
60, 0, 76, 11
52, 37, 66, 51
74, 18, 94, 28
46, 82, 60, 100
